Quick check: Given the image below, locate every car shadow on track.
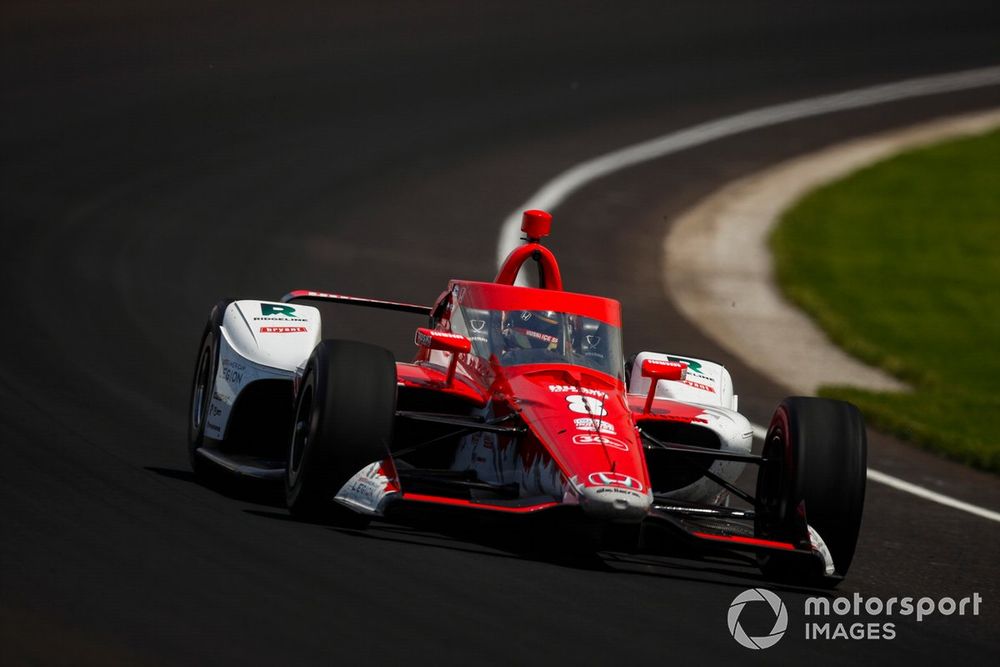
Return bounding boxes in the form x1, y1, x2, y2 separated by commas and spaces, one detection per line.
148, 466, 833, 596
146, 466, 286, 508
244, 504, 834, 596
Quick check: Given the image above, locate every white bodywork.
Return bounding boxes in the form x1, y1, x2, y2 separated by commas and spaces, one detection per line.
628, 352, 754, 503
204, 300, 322, 440
628, 351, 738, 411
335, 461, 399, 516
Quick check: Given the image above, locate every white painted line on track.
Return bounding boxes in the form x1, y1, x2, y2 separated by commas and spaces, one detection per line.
497, 65, 1000, 523
497, 64, 1000, 266
751, 423, 1000, 523
865, 469, 1000, 523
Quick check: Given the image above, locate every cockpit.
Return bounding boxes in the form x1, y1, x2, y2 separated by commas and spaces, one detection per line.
448, 304, 624, 380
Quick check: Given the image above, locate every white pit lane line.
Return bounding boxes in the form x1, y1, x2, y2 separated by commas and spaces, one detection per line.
496, 65, 1000, 524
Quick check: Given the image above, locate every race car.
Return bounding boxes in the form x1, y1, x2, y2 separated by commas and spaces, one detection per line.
188, 209, 867, 586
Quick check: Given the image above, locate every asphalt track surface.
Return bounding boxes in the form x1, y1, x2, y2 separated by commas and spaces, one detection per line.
3, 2, 1000, 664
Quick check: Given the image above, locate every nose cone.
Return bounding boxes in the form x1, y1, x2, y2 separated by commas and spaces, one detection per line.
503, 368, 653, 524
577, 471, 652, 523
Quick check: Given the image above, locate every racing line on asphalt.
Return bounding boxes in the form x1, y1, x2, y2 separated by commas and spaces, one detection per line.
494, 65, 1000, 524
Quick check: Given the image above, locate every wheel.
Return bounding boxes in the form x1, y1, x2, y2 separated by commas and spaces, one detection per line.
285, 339, 396, 527
755, 397, 867, 585
188, 299, 234, 478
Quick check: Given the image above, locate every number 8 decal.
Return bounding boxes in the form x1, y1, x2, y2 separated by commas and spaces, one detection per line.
566, 394, 607, 416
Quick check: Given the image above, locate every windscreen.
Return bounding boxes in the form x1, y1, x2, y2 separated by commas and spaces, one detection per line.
450, 306, 624, 380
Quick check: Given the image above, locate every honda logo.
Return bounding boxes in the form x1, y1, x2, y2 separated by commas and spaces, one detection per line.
587, 471, 643, 491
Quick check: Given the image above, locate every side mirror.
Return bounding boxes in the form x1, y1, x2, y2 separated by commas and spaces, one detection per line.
641, 358, 687, 413
415, 328, 471, 385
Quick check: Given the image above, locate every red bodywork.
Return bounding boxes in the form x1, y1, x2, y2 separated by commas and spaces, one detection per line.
394, 278, 651, 518
381, 223, 696, 522
280, 210, 810, 559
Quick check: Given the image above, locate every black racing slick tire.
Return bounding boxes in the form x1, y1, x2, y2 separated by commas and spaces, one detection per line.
285, 340, 396, 528
755, 397, 867, 586
187, 299, 234, 478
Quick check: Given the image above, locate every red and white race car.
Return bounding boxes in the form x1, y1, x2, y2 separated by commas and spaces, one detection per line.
188, 210, 867, 586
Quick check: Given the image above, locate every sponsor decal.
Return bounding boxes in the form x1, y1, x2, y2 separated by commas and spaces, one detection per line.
548, 385, 607, 398
573, 418, 616, 434
566, 394, 607, 416
259, 326, 308, 333
594, 486, 642, 499
645, 358, 686, 370
342, 474, 382, 504
415, 329, 468, 347
665, 355, 703, 374
470, 319, 487, 333
222, 367, 243, 383
256, 304, 307, 322
587, 471, 643, 491
518, 328, 558, 344
682, 379, 716, 393
572, 433, 629, 451
335, 461, 396, 513
208, 403, 222, 417
221, 358, 245, 385
660, 355, 714, 381
260, 303, 297, 317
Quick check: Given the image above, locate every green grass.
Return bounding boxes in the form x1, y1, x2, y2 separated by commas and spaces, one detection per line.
771, 128, 1000, 473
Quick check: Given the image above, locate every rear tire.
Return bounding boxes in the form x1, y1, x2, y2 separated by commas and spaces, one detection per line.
187, 299, 234, 478
285, 340, 396, 528
755, 397, 867, 586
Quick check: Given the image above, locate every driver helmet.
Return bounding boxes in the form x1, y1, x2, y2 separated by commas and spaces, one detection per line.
505, 310, 561, 351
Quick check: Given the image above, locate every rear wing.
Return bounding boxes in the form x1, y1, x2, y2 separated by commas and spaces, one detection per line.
282, 290, 431, 315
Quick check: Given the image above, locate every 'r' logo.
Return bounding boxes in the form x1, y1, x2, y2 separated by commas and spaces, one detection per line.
261, 304, 296, 317
667, 356, 702, 374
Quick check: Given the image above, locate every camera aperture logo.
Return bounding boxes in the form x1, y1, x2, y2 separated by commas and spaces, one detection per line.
727, 588, 984, 647
728, 588, 788, 649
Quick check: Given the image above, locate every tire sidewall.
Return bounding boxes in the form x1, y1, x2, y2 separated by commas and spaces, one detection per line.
756, 397, 867, 580
285, 339, 396, 522
187, 299, 234, 471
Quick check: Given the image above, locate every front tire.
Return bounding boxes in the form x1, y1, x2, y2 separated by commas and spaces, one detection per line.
187, 299, 234, 478
755, 397, 867, 585
285, 340, 396, 527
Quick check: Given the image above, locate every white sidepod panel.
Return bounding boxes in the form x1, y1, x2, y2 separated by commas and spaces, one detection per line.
629, 351, 753, 503
203, 300, 322, 440
628, 351, 737, 411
